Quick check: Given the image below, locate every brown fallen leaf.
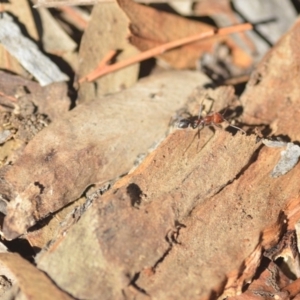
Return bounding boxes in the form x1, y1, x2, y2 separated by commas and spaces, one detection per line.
81, 23, 252, 82
117, 0, 253, 69
1, 70, 210, 240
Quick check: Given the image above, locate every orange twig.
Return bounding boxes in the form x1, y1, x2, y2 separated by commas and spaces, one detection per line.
0, 91, 17, 103
79, 22, 252, 83
78, 50, 117, 83
58, 6, 89, 29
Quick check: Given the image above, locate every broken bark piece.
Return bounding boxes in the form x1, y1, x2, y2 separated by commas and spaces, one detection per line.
0, 72, 71, 167
264, 230, 300, 279
78, 2, 139, 101
241, 18, 300, 141
36, 109, 259, 299
25, 194, 87, 250
0, 13, 69, 86
133, 141, 300, 299
283, 277, 300, 298
0, 71, 70, 121
271, 143, 300, 178
34, 0, 97, 6
262, 140, 300, 178
1, 70, 210, 240
226, 261, 290, 300
0, 252, 72, 300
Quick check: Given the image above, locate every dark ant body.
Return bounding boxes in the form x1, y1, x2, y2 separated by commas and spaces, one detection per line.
178, 104, 245, 134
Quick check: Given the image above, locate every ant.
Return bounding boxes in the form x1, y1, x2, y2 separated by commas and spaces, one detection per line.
177, 102, 245, 134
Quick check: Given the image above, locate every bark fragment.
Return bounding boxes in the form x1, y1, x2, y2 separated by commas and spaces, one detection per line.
2, 71, 210, 240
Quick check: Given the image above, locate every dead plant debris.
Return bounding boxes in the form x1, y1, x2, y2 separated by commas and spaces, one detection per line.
0, 0, 299, 299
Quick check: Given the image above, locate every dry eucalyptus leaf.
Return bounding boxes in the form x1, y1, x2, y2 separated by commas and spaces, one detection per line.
2, 70, 210, 240
194, 0, 256, 65
117, 0, 252, 69
78, 2, 139, 101
37, 7, 78, 72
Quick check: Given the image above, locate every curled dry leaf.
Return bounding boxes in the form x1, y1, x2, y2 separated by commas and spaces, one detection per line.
1, 70, 210, 240
117, 0, 252, 69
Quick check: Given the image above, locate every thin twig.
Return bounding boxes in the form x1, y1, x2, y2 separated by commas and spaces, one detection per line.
79, 22, 252, 83
78, 50, 117, 83
0, 91, 17, 102
58, 6, 89, 29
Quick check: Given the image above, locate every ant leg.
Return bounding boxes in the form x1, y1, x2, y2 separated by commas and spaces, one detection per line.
213, 123, 222, 129
192, 103, 204, 129
213, 121, 245, 134
228, 124, 246, 134
197, 127, 200, 139
197, 104, 203, 120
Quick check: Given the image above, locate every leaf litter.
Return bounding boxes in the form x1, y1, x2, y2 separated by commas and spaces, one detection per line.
0, 0, 300, 299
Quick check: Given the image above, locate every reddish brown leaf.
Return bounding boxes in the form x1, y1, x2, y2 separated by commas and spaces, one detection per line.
117, 0, 252, 69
